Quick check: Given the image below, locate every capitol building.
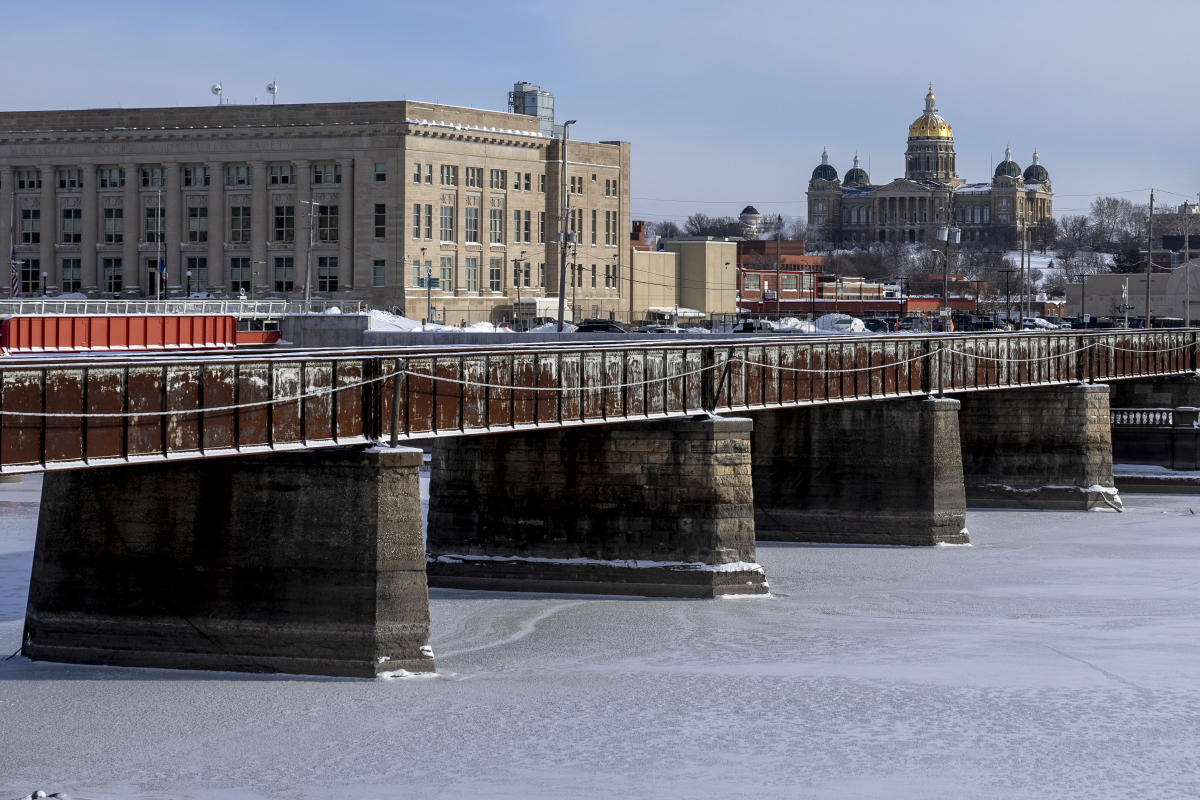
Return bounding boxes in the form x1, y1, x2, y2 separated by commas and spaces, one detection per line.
806, 86, 1053, 248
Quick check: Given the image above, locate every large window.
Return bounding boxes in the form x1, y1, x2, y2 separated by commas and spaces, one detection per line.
20, 258, 41, 295
61, 209, 82, 244
269, 165, 295, 185
317, 256, 338, 292
229, 257, 251, 293
489, 170, 506, 190
440, 165, 458, 186
374, 204, 386, 239
423, 204, 433, 239
489, 209, 504, 244
230, 206, 251, 244
440, 257, 454, 291
465, 207, 480, 243
185, 256, 207, 294
465, 257, 479, 293
225, 166, 251, 186
373, 259, 386, 288
21, 209, 39, 244
187, 206, 208, 242
374, 162, 386, 182
103, 257, 122, 294
591, 210, 597, 246
57, 169, 82, 190
466, 167, 483, 188
317, 205, 338, 242
145, 206, 165, 242
273, 205, 294, 243
16, 169, 41, 190
412, 203, 421, 239
60, 258, 80, 293
489, 258, 502, 292
104, 208, 123, 244
274, 257, 294, 292
313, 163, 341, 185
98, 168, 125, 188
440, 205, 455, 242
183, 167, 210, 187
411, 259, 431, 288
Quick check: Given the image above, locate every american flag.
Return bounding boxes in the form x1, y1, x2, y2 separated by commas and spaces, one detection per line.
9, 246, 17, 298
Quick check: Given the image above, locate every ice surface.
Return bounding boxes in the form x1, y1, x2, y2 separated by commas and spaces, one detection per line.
3, 475, 1200, 798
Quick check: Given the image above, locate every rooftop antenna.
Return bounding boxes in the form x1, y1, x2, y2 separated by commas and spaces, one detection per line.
267, 81, 278, 104
211, 82, 223, 105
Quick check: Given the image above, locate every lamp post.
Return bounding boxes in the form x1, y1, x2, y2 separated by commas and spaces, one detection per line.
997, 266, 1018, 329
300, 198, 320, 312
556, 119, 577, 332
935, 224, 961, 331
419, 246, 431, 324
513, 249, 526, 330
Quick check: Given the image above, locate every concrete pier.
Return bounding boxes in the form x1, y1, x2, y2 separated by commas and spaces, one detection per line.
958, 383, 1120, 510
1108, 372, 1200, 409
24, 447, 434, 678
426, 416, 767, 597
752, 398, 968, 546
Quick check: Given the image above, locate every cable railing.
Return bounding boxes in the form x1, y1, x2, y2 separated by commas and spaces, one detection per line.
0, 298, 365, 318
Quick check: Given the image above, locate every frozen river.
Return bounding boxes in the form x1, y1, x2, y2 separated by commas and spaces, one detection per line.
2, 474, 1199, 799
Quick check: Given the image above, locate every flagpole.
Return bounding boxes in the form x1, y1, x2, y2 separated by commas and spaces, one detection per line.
156, 187, 163, 302
9, 189, 18, 299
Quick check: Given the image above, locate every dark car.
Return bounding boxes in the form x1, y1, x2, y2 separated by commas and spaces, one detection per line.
862, 318, 893, 333
575, 319, 628, 332
732, 319, 773, 332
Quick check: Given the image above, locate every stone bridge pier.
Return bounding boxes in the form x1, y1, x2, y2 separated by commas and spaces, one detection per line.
24, 448, 434, 678
426, 415, 767, 597
957, 383, 1120, 510
750, 397, 968, 546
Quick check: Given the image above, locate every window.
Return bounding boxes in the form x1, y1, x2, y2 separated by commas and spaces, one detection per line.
374, 162, 386, 182
440, 165, 458, 186
269, 165, 295, 185
61, 209, 82, 243
511, 171, 520, 191
465, 207, 480, 243
103, 257, 123, 294
57, 169, 82, 190
489, 209, 504, 244
187, 206, 208, 242
524, 173, 531, 192
98, 168, 125, 188
225, 166, 251, 186
513, 210, 521, 243
591, 210, 597, 246
539, 211, 546, 243
539, 174, 545, 193
183, 167, 210, 187
782, 274, 797, 291
604, 211, 612, 245
439, 257, 454, 291
145, 206, 165, 242
523, 261, 531, 288
412, 162, 422, 184
412, 259, 431, 287
229, 257, 251, 293
374, 204, 386, 239
273, 205, 294, 243
440, 205, 455, 241
423, 204, 433, 239
230, 206, 251, 244
591, 264, 596, 288
425, 164, 433, 184
61, 258, 80, 293
465, 256, 479, 292
274, 257, 294, 291
523, 211, 531, 244
412, 203, 421, 239
538, 262, 545, 287
104, 208, 123, 244
466, 167, 483, 188
141, 167, 166, 188
489, 258, 502, 291
373, 259, 386, 288
312, 163, 341, 185
317, 256, 338, 292
16, 169, 41, 190
604, 264, 612, 288
20, 259, 41, 295
317, 205, 338, 242
489, 169, 506, 190
185, 257, 207, 294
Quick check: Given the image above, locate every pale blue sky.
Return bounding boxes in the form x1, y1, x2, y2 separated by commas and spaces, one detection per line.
7, 0, 1197, 225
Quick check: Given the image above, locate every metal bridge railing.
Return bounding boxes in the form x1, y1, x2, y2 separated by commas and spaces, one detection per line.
0, 299, 365, 319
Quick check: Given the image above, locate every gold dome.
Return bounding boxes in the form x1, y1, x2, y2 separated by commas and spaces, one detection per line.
908, 86, 953, 139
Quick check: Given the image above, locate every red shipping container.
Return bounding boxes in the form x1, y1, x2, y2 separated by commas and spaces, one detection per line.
0, 315, 237, 354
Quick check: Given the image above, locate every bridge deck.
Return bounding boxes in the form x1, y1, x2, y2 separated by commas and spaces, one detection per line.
1, 330, 1195, 473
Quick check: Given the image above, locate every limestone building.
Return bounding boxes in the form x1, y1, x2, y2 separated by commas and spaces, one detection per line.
0, 83, 631, 324
807, 87, 1053, 249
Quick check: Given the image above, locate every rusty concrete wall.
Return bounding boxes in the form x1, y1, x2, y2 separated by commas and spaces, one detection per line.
426, 416, 766, 597
751, 398, 968, 546
24, 447, 433, 678
958, 384, 1119, 510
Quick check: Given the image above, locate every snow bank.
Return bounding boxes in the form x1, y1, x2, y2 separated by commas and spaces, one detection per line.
814, 313, 866, 333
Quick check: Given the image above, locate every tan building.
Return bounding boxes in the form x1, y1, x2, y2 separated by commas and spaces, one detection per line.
627, 237, 737, 324
0, 86, 631, 324
807, 86, 1053, 249
1066, 263, 1200, 321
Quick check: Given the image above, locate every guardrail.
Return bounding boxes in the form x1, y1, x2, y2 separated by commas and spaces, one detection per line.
0, 299, 365, 319
0, 329, 1196, 473
1111, 407, 1199, 428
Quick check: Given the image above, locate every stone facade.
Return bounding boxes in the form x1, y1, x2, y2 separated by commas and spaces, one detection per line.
426, 417, 767, 597
807, 88, 1053, 249
0, 98, 631, 324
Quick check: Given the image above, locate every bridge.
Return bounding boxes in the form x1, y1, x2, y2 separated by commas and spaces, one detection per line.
10, 329, 1200, 679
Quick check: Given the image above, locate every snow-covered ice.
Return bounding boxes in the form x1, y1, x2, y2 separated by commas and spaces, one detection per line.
2, 474, 1200, 798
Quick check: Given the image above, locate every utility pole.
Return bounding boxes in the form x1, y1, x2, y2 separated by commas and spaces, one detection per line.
513, 249, 525, 330
556, 119, 577, 332
775, 214, 783, 318
1183, 200, 1191, 328
1146, 189, 1154, 328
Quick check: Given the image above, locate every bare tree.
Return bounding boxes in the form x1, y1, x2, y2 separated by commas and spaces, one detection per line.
652, 220, 682, 239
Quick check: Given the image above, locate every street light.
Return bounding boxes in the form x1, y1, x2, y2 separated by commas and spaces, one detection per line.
997, 266, 1018, 329
513, 249, 527, 329
556, 119, 577, 332
299, 199, 321, 312
935, 224, 961, 331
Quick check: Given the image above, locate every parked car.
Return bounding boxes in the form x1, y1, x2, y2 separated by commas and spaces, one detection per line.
898, 316, 930, 332
732, 319, 774, 332
633, 325, 687, 334
862, 318, 893, 333
575, 319, 628, 332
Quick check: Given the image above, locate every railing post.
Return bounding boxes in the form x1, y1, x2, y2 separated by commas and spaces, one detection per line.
701, 346, 716, 412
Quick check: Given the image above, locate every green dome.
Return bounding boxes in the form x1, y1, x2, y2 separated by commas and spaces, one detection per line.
844, 167, 869, 187
994, 159, 1021, 179
812, 163, 838, 182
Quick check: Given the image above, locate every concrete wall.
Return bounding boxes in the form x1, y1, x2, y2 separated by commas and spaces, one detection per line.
1108, 373, 1200, 408
24, 447, 433, 677
752, 398, 968, 545
426, 416, 766, 597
